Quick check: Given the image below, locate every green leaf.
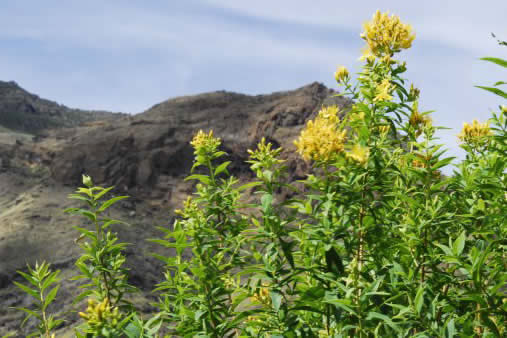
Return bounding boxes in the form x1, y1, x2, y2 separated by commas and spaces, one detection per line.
184, 174, 211, 184
435, 243, 453, 256
41, 270, 60, 291
93, 186, 114, 201
72, 226, 97, 240
480, 56, 507, 68
261, 193, 273, 212
237, 181, 262, 191
214, 161, 231, 177
12, 307, 42, 321
366, 311, 400, 332
446, 318, 456, 337
43, 285, 59, 310
414, 285, 424, 315
270, 291, 282, 312
77, 209, 97, 222
452, 231, 466, 256
16, 270, 39, 288
475, 85, 507, 99
98, 196, 129, 212
323, 299, 357, 316
13, 281, 39, 298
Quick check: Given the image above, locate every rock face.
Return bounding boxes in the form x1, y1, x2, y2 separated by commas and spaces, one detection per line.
0, 81, 123, 133
49, 82, 350, 198
0, 81, 351, 336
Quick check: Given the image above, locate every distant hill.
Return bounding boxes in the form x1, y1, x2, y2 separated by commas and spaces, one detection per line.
0, 80, 123, 133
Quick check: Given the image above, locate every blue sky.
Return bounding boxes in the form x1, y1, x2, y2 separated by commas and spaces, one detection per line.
0, 0, 505, 163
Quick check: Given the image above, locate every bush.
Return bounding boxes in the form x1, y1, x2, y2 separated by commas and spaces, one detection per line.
9, 10, 506, 338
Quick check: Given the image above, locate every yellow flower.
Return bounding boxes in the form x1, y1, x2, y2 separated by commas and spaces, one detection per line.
317, 105, 341, 123
349, 111, 365, 123
409, 101, 432, 135
457, 119, 493, 144
252, 287, 271, 305
361, 10, 415, 58
294, 106, 347, 162
378, 125, 390, 135
374, 79, 394, 102
501, 105, 506, 114
190, 129, 221, 154
346, 144, 370, 165
79, 298, 121, 329
334, 66, 349, 83
411, 159, 426, 168
359, 46, 376, 63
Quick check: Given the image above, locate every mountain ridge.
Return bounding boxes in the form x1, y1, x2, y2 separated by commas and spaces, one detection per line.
0, 80, 124, 133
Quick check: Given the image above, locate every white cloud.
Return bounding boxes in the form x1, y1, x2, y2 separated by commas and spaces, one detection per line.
202, 0, 507, 55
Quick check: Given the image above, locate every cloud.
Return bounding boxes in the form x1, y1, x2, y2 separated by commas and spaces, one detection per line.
202, 0, 507, 55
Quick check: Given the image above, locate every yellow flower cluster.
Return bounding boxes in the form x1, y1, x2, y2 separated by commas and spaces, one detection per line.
252, 287, 271, 305
457, 119, 493, 144
361, 10, 415, 58
359, 46, 376, 63
348, 111, 365, 123
294, 106, 347, 162
174, 196, 198, 218
374, 79, 395, 102
346, 144, 370, 165
78, 298, 121, 329
334, 66, 349, 83
190, 129, 221, 154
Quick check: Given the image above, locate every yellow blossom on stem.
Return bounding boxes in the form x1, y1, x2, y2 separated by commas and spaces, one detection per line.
349, 111, 366, 124
334, 66, 349, 83
457, 119, 493, 145
374, 79, 394, 102
361, 10, 415, 58
346, 144, 370, 165
409, 101, 432, 135
78, 298, 121, 329
359, 46, 376, 63
190, 129, 221, 155
294, 106, 347, 162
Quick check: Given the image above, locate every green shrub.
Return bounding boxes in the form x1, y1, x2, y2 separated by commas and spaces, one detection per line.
10, 10, 506, 338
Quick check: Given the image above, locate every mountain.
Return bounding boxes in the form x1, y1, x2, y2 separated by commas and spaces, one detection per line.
0, 80, 123, 133
0, 81, 350, 336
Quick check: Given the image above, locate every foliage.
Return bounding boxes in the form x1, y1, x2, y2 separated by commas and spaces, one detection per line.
64, 175, 140, 337
10, 10, 506, 338
11, 261, 63, 338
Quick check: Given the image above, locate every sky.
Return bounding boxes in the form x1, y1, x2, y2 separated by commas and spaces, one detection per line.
0, 0, 505, 165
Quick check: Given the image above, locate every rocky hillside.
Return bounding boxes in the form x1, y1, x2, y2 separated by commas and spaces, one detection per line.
0, 81, 123, 133
0, 81, 350, 336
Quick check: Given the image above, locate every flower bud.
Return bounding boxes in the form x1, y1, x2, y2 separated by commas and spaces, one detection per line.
82, 175, 92, 187
334, 66, 349, 83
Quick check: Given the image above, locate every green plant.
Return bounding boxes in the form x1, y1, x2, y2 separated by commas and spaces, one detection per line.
65, 175, 139, 336
8, 9, 506, 338
12, 261, 62, 338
